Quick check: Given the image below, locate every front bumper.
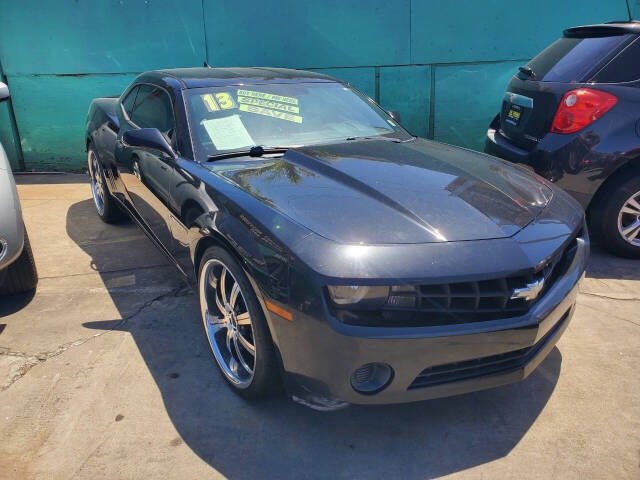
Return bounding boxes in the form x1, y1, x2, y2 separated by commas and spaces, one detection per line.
274, 235, 588, 409
0, 223, 24, 274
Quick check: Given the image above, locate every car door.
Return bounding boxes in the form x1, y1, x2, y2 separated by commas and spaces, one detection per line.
115, 84, 177, 260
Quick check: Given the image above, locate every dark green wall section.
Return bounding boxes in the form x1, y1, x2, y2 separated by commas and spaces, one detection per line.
0, 0, 631, 171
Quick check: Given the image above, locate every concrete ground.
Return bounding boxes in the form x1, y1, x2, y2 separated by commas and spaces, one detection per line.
0, 174, 639, 480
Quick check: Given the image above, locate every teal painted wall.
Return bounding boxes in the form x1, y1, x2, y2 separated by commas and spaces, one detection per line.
0, 0, 631, 171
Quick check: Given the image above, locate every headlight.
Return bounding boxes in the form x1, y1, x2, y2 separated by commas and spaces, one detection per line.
327, 285, 389, 308
327, 284, 419, 309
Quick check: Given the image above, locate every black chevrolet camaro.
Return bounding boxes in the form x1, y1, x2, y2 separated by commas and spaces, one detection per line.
86, 67, 588, 409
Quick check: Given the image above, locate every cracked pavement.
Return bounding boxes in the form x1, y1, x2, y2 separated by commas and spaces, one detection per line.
0, 174, 639, 479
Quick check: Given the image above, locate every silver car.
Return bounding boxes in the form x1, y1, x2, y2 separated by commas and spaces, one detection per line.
0, 81, 37, 294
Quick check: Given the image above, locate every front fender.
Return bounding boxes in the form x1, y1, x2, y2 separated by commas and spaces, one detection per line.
0, 145, 24, 270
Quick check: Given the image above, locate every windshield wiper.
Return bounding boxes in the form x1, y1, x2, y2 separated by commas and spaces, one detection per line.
207, 145, 290, 162
345, 135, 415, 143
518, 66, 536, 79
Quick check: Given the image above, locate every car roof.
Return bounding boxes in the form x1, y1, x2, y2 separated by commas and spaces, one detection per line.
150, 67, 340, 89
564, 21, 640, 38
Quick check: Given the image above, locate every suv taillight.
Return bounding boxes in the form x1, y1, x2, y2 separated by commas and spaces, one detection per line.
550, 88, 618, 134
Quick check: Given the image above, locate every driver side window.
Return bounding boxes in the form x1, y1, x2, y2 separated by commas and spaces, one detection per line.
129, 85, 176, 143
121, 86, 139, 116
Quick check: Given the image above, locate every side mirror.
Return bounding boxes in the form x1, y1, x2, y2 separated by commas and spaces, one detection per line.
387, 110, 401, 124
122, 128, 176, 159
0, 82, 9, 102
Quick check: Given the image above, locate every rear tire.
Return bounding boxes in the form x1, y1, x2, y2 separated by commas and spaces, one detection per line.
87, 147, 126, 224
592, 172, 640, 258
198, 246, 281, 398
0, 228, 38, 295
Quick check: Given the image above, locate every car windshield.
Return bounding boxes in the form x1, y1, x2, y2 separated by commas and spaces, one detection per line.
184, 82, 411, 159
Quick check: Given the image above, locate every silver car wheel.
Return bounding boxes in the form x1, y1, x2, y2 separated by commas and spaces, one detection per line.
132, 159, 141, 180
617, 190, 640, 246
88, 150, 105, 215
199, 258, 255, 387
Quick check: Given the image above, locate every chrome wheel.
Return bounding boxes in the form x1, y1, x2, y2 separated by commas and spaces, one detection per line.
88, 150, 105, 215
617, 191, 640, 246
199, 258, 255, 387
132, 159, 141, 180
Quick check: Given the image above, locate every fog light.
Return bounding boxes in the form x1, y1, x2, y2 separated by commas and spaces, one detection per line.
350, 362, 393, 394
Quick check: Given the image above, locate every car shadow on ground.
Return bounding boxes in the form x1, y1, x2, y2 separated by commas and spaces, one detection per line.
585, 243, 640, 281
67, 198, 562, 479
0, 290, 36, 317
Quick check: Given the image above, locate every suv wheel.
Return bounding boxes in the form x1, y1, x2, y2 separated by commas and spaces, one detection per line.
594, 173, 640, 258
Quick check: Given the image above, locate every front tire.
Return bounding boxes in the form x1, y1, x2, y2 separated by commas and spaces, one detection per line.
0, 227, 38, 295
87, 147, 126, 224
198, 246, 280, 398
593, 172, 640, 258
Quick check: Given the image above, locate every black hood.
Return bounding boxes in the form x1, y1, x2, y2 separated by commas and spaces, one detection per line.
211, 138, 552, 245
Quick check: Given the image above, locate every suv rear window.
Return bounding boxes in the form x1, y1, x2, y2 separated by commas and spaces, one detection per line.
593, 37, 640, 83
524, 34, 632, 82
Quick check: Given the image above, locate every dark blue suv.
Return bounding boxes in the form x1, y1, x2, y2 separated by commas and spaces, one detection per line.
486, 21, 640, 258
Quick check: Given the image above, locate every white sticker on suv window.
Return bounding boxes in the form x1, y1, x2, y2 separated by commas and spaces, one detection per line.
201, 115, 254, 151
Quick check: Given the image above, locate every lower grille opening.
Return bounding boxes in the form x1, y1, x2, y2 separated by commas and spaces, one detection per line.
407, 309, 570, 390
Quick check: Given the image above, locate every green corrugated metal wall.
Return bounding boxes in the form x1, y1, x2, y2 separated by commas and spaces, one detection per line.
0, 0, 632, 171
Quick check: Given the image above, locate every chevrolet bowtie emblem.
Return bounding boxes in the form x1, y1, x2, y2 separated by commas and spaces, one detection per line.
511, 277, 545, 301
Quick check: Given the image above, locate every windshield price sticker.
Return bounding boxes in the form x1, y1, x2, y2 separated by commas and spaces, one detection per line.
237, 89, 298, 105
201, 92, 237, 112
237, 96, 300, 114
201, 94, 220, 112
215, 92, 237, 109
238, 104, 303, 124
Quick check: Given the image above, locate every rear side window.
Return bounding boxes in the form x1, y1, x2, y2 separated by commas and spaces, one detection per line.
525, 34, 632, 82
121, 86, 138, 116
593, 37, 640, 83
129, 85, 175, 138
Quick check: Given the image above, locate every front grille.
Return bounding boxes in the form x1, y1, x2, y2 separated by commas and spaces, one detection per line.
415, 274, 543, 320
336, 229, 580, 327
408, 310, 569, 389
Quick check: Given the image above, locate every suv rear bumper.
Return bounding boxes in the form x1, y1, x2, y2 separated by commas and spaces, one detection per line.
484, 114, 635, 210
485, 126, 533, 165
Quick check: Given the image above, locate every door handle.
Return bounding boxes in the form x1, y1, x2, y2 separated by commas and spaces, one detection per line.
160, 165, 168, 171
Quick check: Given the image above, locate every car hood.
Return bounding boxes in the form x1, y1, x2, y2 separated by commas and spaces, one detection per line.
211, 138, 552, 244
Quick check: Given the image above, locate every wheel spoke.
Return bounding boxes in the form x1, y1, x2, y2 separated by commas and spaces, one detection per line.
225, 326, 233, 353
229, 282, 240, 309
205, 309, 224, 327
626, 225, 640, 241
207, 269, 217, 289
236, 311, 251, 326
236, 329, 255, 354
233, 333, 254, 374
228, 356, 240, 377
626, 197, 640, 213
621, 205, 640, 215
219, 267, 228, 303
208, 270, 225, 315
622, 220, 640, 237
